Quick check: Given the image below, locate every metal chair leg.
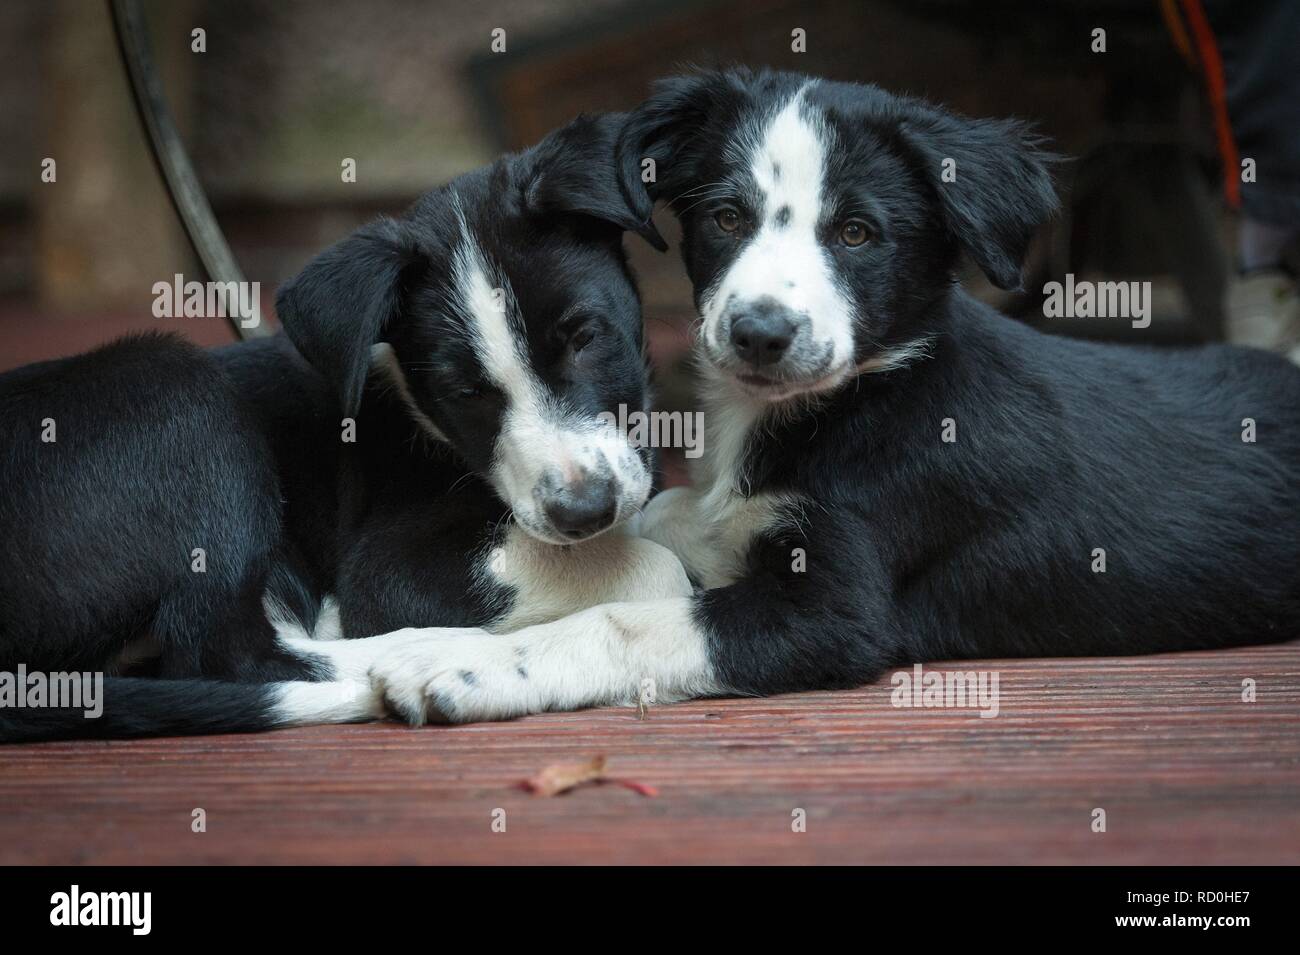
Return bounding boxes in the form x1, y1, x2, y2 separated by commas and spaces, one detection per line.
108, 0, 269, 340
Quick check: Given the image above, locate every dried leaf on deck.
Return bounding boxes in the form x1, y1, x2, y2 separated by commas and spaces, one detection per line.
518, 756, 659, 797
519, 755, 608, 797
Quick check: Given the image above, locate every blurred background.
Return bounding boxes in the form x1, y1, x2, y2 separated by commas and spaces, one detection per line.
2, 0, 1296, 449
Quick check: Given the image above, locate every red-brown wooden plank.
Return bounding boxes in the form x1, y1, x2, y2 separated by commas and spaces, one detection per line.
2, 643, 1297, 865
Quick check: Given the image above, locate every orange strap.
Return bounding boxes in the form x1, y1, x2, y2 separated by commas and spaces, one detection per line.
1179, 0, 1242, 207
1159, 0, 1195, 66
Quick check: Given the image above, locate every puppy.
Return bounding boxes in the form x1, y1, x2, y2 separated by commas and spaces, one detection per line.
356, 68, 1299, 725
266, 112, 687, 640
0, 114, 687, 742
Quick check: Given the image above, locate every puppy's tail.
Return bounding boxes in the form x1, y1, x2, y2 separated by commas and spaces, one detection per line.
0, 676, 382, 744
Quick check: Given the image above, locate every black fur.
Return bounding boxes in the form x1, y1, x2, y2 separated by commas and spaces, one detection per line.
270, 114, 655, 636
0, 334, 312, 685
0, 679, 283, 743
620, 69, 1300, 696
0, 113, 655, 741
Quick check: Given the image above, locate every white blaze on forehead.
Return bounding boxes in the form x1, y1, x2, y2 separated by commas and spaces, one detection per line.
449, 220, 552, 493
449, 220, 534, 412
447, 210, 650, 540
752, 87, 827, 233
701, 84, 855, 368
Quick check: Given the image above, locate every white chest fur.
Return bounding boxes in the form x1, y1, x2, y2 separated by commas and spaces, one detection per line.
636, 485, 795, 589
636, 368, 805, 588
482, 524, 692, 633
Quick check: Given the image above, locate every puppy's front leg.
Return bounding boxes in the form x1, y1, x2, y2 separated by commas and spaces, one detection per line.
365, 597, 719, 724
484, 524, 692, 632
364, 505, 896, 723
634, 487, 703, 572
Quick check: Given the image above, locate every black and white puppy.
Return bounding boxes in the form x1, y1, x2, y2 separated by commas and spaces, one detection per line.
267, 112, 684, 639
0, 114, 686, 742
356, 68, 1300, 724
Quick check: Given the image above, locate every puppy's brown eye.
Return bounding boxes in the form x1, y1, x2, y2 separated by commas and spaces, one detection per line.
840, 219, 871, 247
457, 386, 482, 400
571, 327, 596, 354
715, 207, 741, 234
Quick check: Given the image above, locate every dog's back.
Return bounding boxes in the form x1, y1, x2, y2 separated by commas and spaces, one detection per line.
892, 297, 1300, 659
0, 332, 285, 676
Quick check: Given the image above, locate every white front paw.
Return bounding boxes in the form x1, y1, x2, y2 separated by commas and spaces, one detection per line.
637, 486, 695, 545
367, 629, 531, 725
637, 486, 705, 577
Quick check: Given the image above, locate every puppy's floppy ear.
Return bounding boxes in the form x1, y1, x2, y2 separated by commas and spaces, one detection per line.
275, 216, 420, 415
615, 70, 742, 228
524, 113, 668, 251
898, 105, 1059, 291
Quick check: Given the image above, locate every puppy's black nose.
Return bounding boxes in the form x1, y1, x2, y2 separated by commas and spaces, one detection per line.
730, 303, 797, 367
544, 476, 617, 539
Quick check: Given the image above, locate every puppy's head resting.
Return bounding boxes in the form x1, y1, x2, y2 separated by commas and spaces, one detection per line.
277, 114, 663, 546
617, 68, 1059, 402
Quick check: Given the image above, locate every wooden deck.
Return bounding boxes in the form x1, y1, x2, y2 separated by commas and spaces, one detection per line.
2, 642, 1297, 865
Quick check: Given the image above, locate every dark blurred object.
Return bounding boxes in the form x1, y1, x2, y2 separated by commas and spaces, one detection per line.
468, 0, 1227, 348
111, 0, 268, 339
0, 0, 1272, 371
